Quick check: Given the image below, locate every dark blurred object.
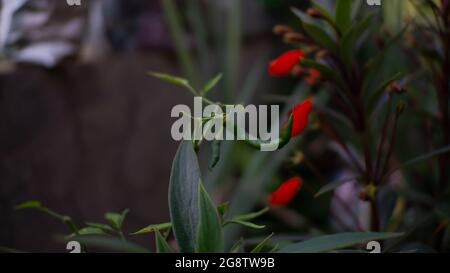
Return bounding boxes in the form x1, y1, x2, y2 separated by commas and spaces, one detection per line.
0, 0, 87, 67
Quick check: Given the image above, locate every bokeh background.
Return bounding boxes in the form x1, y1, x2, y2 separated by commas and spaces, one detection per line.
0, 0, 314, 251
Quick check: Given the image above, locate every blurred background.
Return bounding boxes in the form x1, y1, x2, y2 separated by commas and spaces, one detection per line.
1, 0, 447, 253
0, 0, 316, 251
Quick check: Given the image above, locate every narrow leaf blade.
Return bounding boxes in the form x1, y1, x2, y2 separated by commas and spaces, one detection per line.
155, 230, 173, 253
70, 235, 150, 253
131, 222, 173, 235
202, 73, 223, 95
251, 233, 274, 253
15, 200, 42, 210
315, 177, 359, 197
279, 232, 403, 253
197, 183, 224, 253
226, 220, 265, 230
335, 0, 353, 32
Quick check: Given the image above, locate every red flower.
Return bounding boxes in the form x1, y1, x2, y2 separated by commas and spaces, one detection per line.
269, 50, 304, 77
269, 177, 303, 207
305, 69, 321, 86
291, 99, 313, 137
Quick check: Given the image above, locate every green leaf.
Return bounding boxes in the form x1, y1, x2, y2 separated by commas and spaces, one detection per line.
340, 14, 375, 67
335, 0, 353, 33
268, 244, 280, 253
131, 222, 173, 235
202, 73, 222, 96
302, 23, 338, 55
365, 25, 408, 70
15, 200, 42, 210
86, 222, 117, 233
315, 176, 359, 197
70, 235, 150, 253
388, 145, 450, 177
67, 227, 105, 238
300, 59, 345, 89
251, 233, 274, 253
149, 72, 189, 88
15, 200, 65, 221
367, 72, 405, 114
291, 7, 320, 27
234, 207, 269, 222
229, 238, 244, 253
169, 141, 201, 253
209, 140, 222, 170
312, 0, 335, 25
155, 230, 173, 253
197, 183, 224, 253
0, 247, 26, 253
225, 220, 265, 230
217, 202, 230, 218
279, 232, 403, 253
105, 209, 129, 231
148, 72, 197, 95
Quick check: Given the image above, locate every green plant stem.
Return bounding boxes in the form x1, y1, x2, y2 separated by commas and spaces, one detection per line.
224, 0, 241, 102
370, 199, 380, 232
161, 0, 199, 87
373, 95, 393, 184
437, 8, 450, 193
379, 111, 401, 185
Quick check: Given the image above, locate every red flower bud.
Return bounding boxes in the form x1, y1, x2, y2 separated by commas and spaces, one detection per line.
305, 68, 321, 86
269, 177, 303, 207
269, 50, 304, 77
307, 8, 321, 18
273, 25, 294, 36
389, 82, 406, 94
291, 99, 313, 137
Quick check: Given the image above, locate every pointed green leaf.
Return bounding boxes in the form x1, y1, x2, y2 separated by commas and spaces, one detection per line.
217, 202, 230, 218
301, 59, 345, 89
335, 0, 353, 33
279, 232, 403, 253
16, 200, 64, 221
269, 243, 280, 253
0, 247, 26, 253
169, 141, 201, 252
15, 200, 42, 210
209, 140, 222, 170
251, 233, 274, 253
365, 25, 408, 70
105, 209, 129, 231
312, 0, 335, 25
302, 22, 338, 55
229, 238, 244, 253
148, 72, 197, 95
131, 222, 173, 235
67, 227, 105, 238
291, 7, 320, 27
86, 222, 117, 233
155, 230, 173, 253
340, 13, 375, 66
70, 235, 150, 253
202, 73, 222, 95
225, 220, 266, 230
149, 72, 189, 88
197, 183, 224, 253
388, 145, 450, 176
234, 207, 269, 222
315, 176, 359, 197
367, 72, 405, 114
